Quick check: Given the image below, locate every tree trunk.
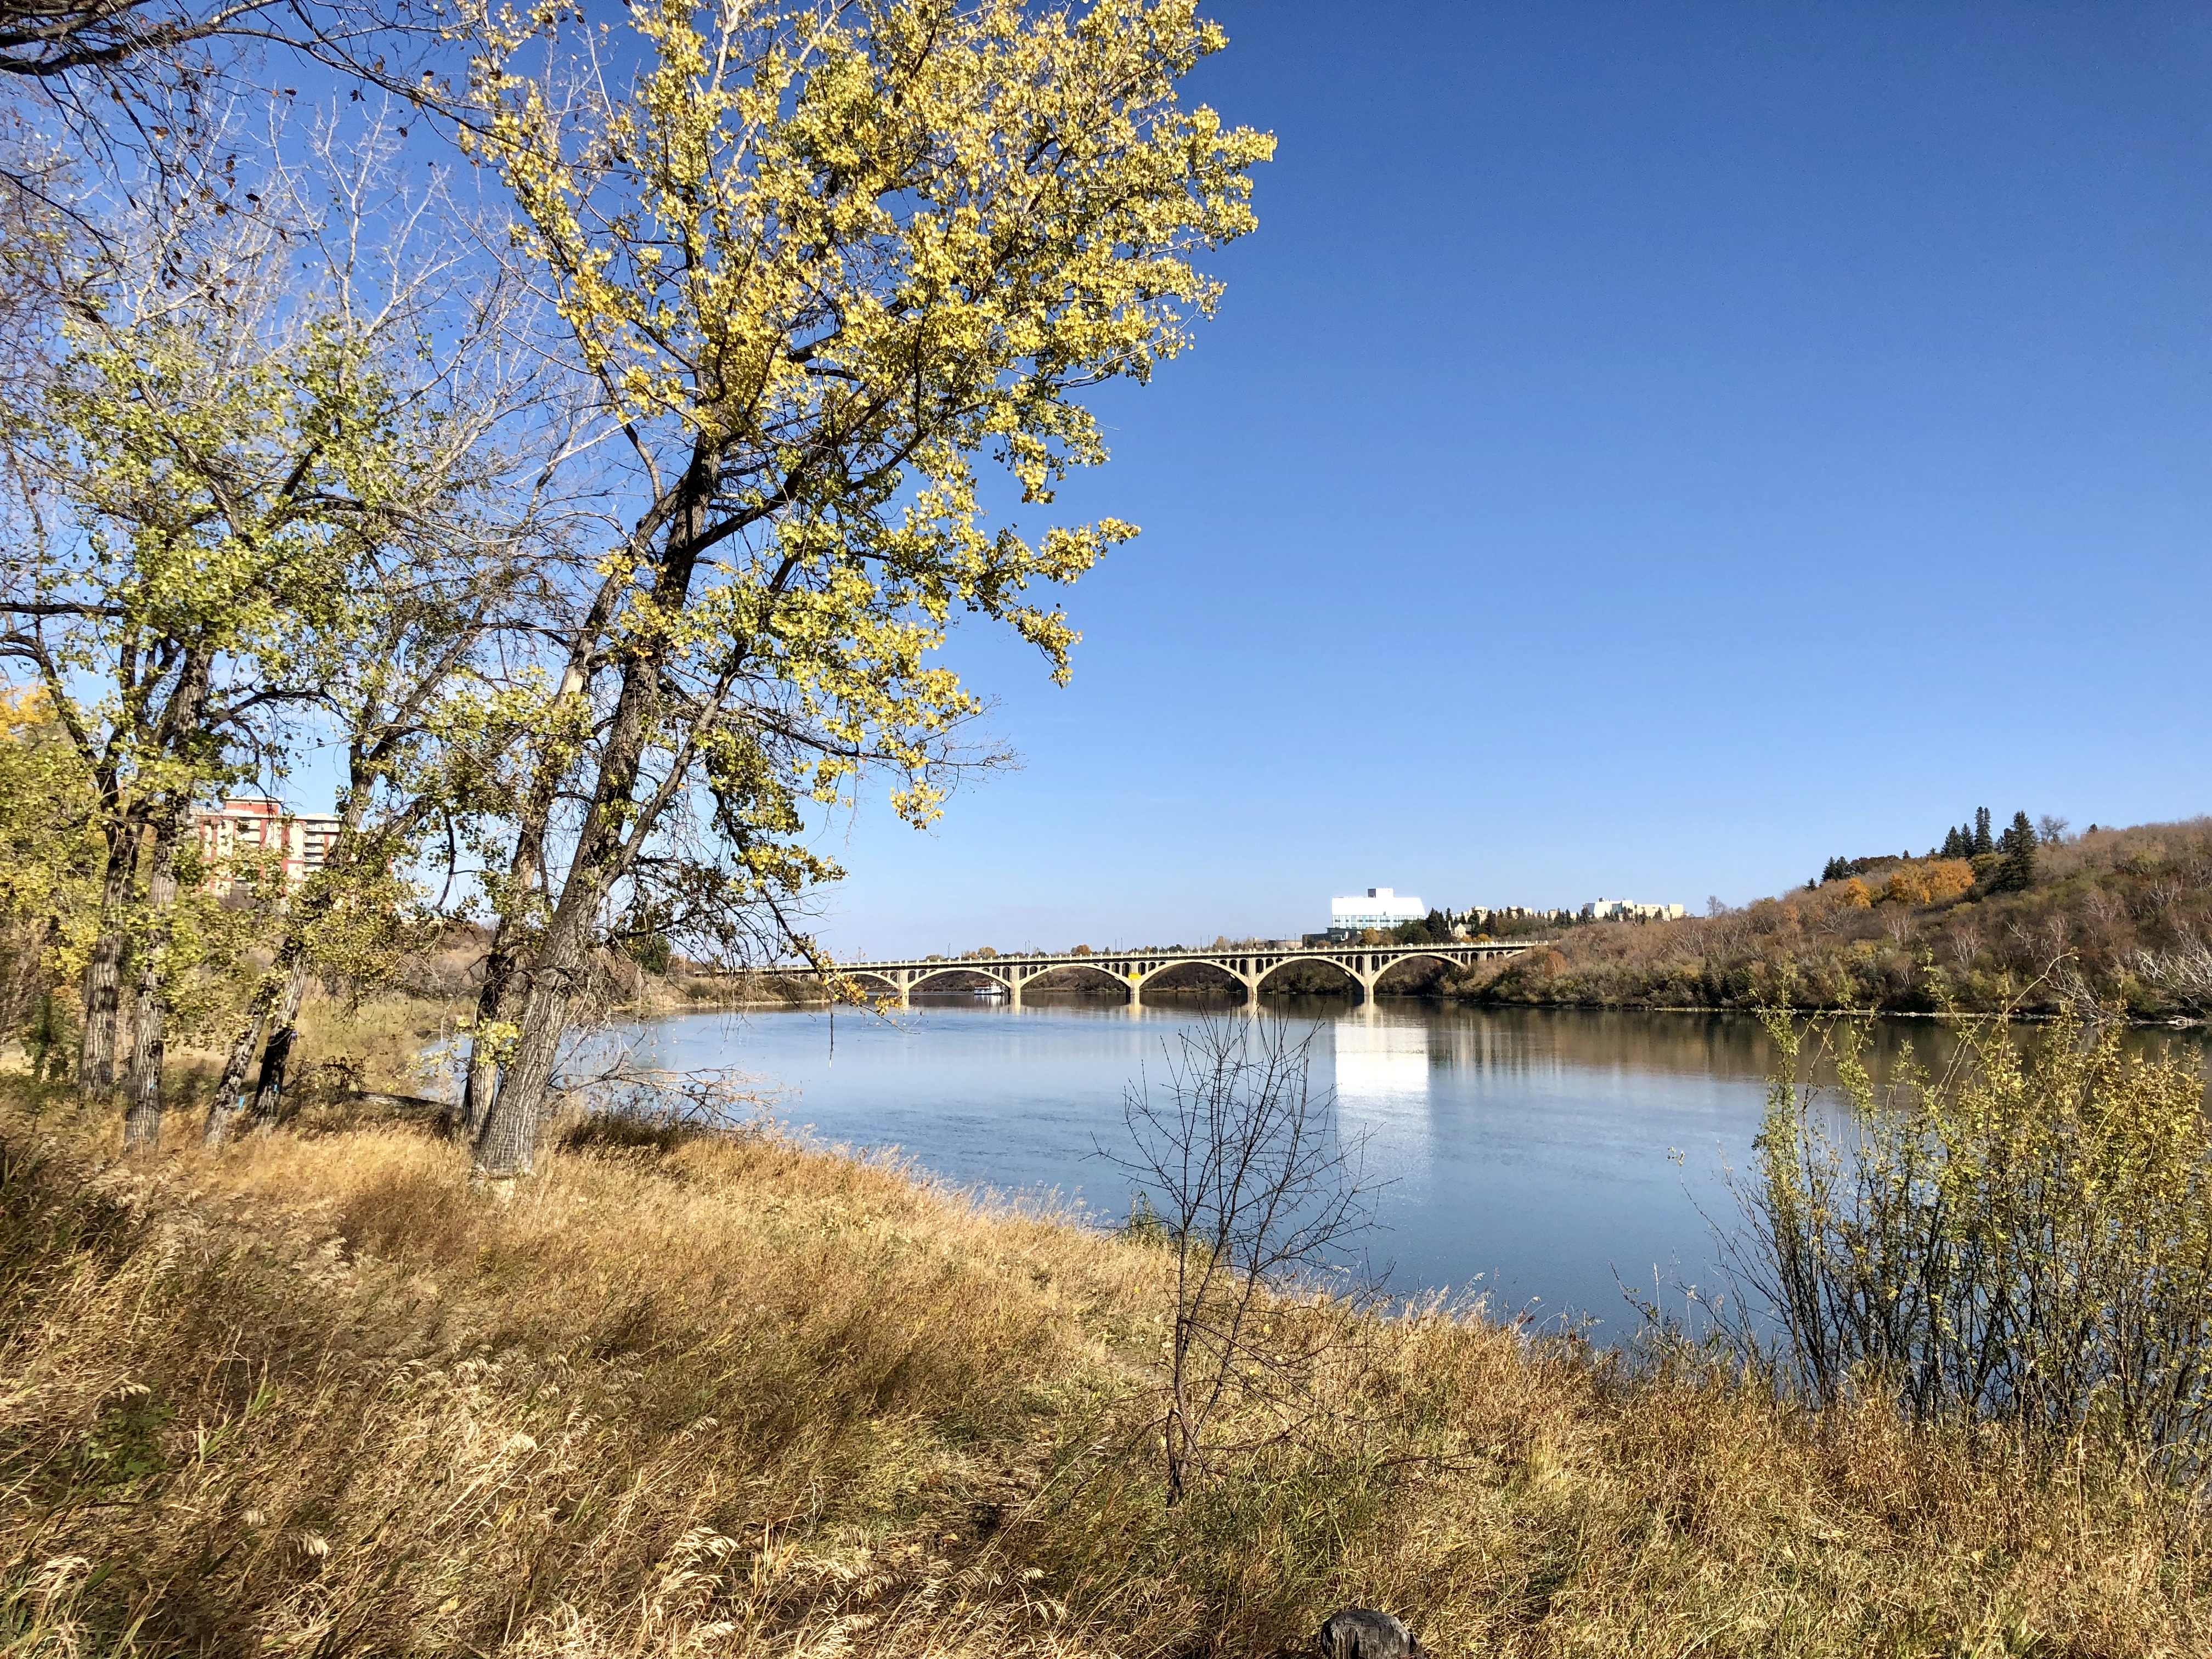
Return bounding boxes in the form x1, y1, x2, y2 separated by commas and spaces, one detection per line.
203, 956, 289, 1146
471, 946, 583, 1177
205, 770, 377, 1145
244, 956, 314, 1127
27, 991, 64, 1082
456, 576, 619, 1141
458, 977, 509, 1141
455, 752, 562, 1143
471, 451, 714, 1176
471, 814, 613, 1175
459, 863, 537, 1142
120, 812, 182, 1150
200, 940, 312, 1144
76, 844, 136, 1097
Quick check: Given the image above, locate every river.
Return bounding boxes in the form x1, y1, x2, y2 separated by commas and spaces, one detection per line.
618, 995, 2210, 1334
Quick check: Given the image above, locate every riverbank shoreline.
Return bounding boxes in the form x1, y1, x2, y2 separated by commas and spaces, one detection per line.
1427, 995, 2207, 1029
803, 984, 2207, 1031
4, 1079, 2205, 1655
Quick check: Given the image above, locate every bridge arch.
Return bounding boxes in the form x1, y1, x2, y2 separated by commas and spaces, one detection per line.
1137, 958, 1249, 1001
1369, 950, 1465, 995
906, 964, 1013, 997
844, 968, 906, 1000
1020, 961, 1136, 1001
1253, 956, 1363, 1000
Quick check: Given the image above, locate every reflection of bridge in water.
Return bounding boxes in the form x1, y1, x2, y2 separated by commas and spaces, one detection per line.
838, 941, 1536, 1007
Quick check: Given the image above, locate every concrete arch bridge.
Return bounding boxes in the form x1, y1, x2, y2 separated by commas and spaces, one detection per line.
838, 941, 1532, 1008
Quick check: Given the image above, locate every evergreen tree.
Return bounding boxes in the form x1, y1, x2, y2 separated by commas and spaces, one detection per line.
1940, 825, 1968, 860
1996, 810, 2039, 891
1972, 807, 1995, 857
1821, 855, 1848, 883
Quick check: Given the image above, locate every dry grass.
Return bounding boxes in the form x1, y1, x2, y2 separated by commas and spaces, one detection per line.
289, 992, 469, 1095
2, 1085, 2207, 1657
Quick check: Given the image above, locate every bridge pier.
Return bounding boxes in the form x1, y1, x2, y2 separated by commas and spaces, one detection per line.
840, 940, 1534, 1013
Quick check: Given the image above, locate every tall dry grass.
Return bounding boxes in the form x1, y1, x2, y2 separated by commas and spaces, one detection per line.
2, 1084, 2208, 1657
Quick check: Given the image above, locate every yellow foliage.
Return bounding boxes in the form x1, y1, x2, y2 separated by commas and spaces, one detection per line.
0, 687, 101, 1023
1755, 1011, 2212, 1442
1836, 877, 1872, 909
1883, 859, 1976, 906
454, 0, 1273, 829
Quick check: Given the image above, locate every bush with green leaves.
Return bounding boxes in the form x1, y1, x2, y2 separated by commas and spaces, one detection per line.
1724, 1007, 2212, 1460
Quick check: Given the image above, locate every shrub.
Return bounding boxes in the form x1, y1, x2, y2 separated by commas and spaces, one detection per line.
1725, 1009, 2212, 1459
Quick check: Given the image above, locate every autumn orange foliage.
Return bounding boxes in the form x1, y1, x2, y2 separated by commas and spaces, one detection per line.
1884, 859, 1976, 906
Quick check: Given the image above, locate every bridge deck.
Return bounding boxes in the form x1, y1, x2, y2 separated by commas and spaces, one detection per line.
828, 940, 1536, 1005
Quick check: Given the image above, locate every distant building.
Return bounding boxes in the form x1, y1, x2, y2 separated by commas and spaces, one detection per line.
193, 798, 343, 891
1582, 898, 1686, 923
1326, 887, 1426, 940
1452, 904, 1574, 937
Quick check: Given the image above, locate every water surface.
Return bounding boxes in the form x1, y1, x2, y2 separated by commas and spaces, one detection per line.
618, 997, 2208, 1333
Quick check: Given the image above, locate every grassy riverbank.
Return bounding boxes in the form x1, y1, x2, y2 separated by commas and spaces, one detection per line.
4, 1084, 2206, 1657
98, 974, 830, 1120
1444, 818, 2212, 1020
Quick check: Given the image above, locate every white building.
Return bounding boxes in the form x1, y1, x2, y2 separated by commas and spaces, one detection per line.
1582, 898, 1686, 923
1329, 887, 1427, 932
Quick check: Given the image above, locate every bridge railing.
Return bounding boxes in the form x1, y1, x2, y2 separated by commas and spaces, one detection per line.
833, 938, 1543, 972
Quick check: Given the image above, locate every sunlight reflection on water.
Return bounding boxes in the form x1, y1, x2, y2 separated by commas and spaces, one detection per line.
611, 998, 2208, 1336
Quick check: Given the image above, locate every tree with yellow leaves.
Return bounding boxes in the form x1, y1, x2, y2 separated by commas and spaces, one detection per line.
0, 687, 101, 1074
1884, 859, 1974, 908
452, 0, 1272, 1174
2, 122, 565, 1148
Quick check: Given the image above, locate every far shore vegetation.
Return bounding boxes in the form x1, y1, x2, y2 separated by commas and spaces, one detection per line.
1441, 815, 2211, 1022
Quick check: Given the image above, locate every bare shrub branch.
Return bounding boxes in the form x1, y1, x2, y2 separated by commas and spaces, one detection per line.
1104, 1013, 1380, 1503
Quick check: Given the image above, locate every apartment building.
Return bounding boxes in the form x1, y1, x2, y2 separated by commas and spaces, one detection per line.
193, 798, 343, 890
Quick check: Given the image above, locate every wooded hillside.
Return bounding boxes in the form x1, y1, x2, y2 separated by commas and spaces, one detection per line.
1448, 819, 2212, 1018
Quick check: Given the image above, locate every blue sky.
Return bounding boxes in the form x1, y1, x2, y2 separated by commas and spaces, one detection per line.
36, 6, 2206, 960
245, 2, 2202, 960
820, 1, 2212, 958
